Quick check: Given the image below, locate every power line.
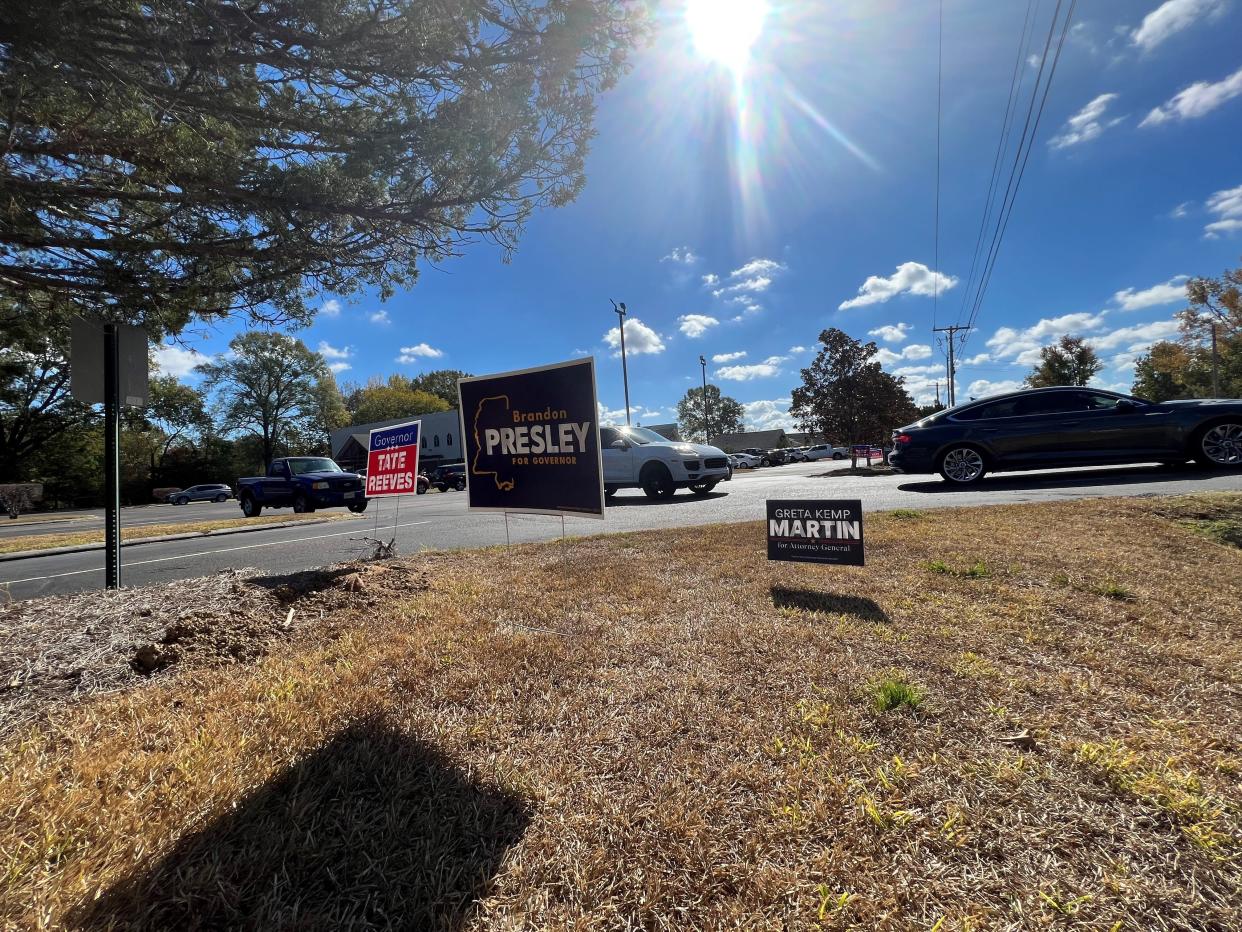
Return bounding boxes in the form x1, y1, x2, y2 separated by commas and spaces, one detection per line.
962, 0, 1077, 345
932, 0, 943, 332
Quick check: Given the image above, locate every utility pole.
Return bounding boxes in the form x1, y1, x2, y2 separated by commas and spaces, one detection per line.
932, 324, 972, 406
610, 299, 631, 425
935, 382, 941, 408
1211, 323, 1221, 398
699, 355, 710, 442
103, 324, 121, 590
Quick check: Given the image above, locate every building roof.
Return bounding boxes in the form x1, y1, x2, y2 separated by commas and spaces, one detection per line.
709, 429, 787, 451
330, 409, 461, 460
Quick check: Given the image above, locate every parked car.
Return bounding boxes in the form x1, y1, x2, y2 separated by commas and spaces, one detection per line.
730, 452, 762, 469
889, 386, 1242, 485
166, 483, 233, 505
787, 447, 811, 462
602, 426, 731, 500
430, 463, 467, 492
804, 444, 847, 461
236, 457, 367, 516
765, 448, 793, 466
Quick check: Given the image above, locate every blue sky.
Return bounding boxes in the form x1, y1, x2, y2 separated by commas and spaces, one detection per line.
157, 0, 1242, 431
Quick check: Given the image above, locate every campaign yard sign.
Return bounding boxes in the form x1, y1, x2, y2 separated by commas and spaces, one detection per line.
767, 499, 865, 566
366, 419, 421, 496
457, 358, 604, 518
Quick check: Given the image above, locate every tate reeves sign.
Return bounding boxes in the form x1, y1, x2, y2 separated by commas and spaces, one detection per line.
767, 499, 865, 566
457, 358, 604, 518
366, 419, 421, 496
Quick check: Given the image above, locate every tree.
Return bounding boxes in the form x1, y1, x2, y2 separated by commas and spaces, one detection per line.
790, 329, 918, 446
1024, 335, 1103, 388
1179, 260, 1241, 340
1132, 336, 1242, 401
408, 370, 473, 409
197, 332, 339, 466
346, 376, 450, 425
676, 385, 745, 442
0, 2, 641, 332
143, 376, 211, 464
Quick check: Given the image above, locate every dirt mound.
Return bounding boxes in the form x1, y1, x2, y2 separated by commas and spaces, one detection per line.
0, 561, 428, 736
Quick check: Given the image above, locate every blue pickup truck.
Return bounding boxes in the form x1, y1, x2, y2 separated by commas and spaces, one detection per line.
237, 457, 368, 517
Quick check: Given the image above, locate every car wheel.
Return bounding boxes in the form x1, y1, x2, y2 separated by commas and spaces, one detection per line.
240, 495, 260, 518
1194, 421, 1242, 467
455, 477, 466, 491
938, 445, 987, 485
175, 496, 189, 506
293, 494, 314, 513
760, 457, 770, 467
348, 502, 368, 513
689, 481, 717, 496
604, 486, 617, 499
832, 452, 844, 460
641, 463, 676, 500
214, 493, 228, 502
416, 482, 426, 495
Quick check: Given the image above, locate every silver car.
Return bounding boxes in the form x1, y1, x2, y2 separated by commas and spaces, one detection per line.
167, 483, 234, 505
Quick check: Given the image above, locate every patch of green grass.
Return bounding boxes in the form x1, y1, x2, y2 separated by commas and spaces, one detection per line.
1095, 581, 1133, 600
888, 509, 923, 520
926, 559, 991, 578
870, 676, 923, 712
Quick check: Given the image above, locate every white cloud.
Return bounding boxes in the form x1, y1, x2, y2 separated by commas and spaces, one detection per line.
678, 314, 719, 338
1204, 183, 1242, 237
712, 350, 747, 363
762, 354, 791, 365
731, 258, 785, 278
1131, 0, 1226, 51
661, 246, 699, 265
742, 398, 796, 431
986, 312, 1109, 362
599, 402, 663, 426
1027, 53, 1042, 70
604, 318, 666, 356
1113, 276, 1188, 310
1049, 93, 1123, 149
316, 340, 352, 361
320, 298, 342, 318
868, 322, 912, 343
702, 273, 719, 286
1087, 318, 1181, 351
1140, 65, 1242, 126
788, 345, 809, 354
715, 363, 781, 381
1169, 201, 1191, 218
876, 344, 934, 366
154, 344, 208, 378
839, 262, 958, 310
369, 310, 391, 325
965, 379, 1025, 400
892, 364, 944, 377
964, 352, 991, 365
396, 343, 445, 363
328, 362, 351, 374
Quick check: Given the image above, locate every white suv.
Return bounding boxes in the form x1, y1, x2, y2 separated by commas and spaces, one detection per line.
804, 443, 847, 461
602, 426, 732, 500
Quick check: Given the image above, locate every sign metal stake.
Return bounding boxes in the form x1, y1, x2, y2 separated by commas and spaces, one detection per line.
103, 324, 121, 590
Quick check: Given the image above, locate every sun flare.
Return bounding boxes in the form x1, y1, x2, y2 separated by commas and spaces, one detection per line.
685, 0, 770, 75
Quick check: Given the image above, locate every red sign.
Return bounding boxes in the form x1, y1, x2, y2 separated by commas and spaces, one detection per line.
365, 419, 421, 496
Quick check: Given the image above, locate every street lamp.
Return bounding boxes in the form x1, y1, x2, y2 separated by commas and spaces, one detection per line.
610, 299, 631, 426
699, 354, 710, 441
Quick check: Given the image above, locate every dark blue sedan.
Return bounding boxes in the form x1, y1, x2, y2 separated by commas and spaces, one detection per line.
890, 387, 1242, 485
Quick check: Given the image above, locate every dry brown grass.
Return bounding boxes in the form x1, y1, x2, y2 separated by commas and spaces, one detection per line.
1, 493, 1240, 930
0, 512, 353, 554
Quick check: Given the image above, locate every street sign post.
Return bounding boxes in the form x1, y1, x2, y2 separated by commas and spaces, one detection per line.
70, 319, 149, 590
766, 499, 865, 566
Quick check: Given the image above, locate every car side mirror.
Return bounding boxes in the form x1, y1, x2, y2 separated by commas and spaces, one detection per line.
610, 439, 629, 449
1115, 399, 1136, 412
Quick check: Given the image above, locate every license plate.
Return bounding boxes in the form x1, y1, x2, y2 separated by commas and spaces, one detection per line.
344, 490, 358, 499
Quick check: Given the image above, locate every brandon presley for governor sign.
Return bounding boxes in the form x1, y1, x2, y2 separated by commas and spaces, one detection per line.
767, 499, 865, 566
457, 358, 604, 518
365, 419, 421, 496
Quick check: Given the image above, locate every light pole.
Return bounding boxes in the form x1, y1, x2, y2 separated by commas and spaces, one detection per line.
610, 299, 631, 425
699, 355, 710, 442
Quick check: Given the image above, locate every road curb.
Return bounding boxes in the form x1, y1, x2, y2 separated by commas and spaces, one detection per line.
0, 517, 351, 562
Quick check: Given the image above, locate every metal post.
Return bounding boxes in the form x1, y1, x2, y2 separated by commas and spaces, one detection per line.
612, 300, 631, 425
103, 323, 121, 590
933, 324, 972, 407
1211, 323, 1221, 398
699, 355, 709, 442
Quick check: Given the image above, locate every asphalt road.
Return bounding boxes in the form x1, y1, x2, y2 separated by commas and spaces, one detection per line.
4, 460, 1240, 601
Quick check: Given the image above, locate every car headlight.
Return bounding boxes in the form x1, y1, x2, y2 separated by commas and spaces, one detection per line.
312, 481, 329, 490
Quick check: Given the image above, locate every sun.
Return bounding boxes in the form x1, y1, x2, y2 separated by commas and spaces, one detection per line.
685, 0, 770, 75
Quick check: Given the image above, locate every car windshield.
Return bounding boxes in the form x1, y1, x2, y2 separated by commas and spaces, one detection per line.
617, 426, 668, 445
288, 458, 341, 475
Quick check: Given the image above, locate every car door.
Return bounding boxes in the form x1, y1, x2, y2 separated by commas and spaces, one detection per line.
600, 428, 633, 483
1056, 391, 1175, 460
265, 462, 292, 504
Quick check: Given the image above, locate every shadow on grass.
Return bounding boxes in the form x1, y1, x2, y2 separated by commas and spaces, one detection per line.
770, 585, 889, 622
246, 566, 360, 601
72, 722, 529, 931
